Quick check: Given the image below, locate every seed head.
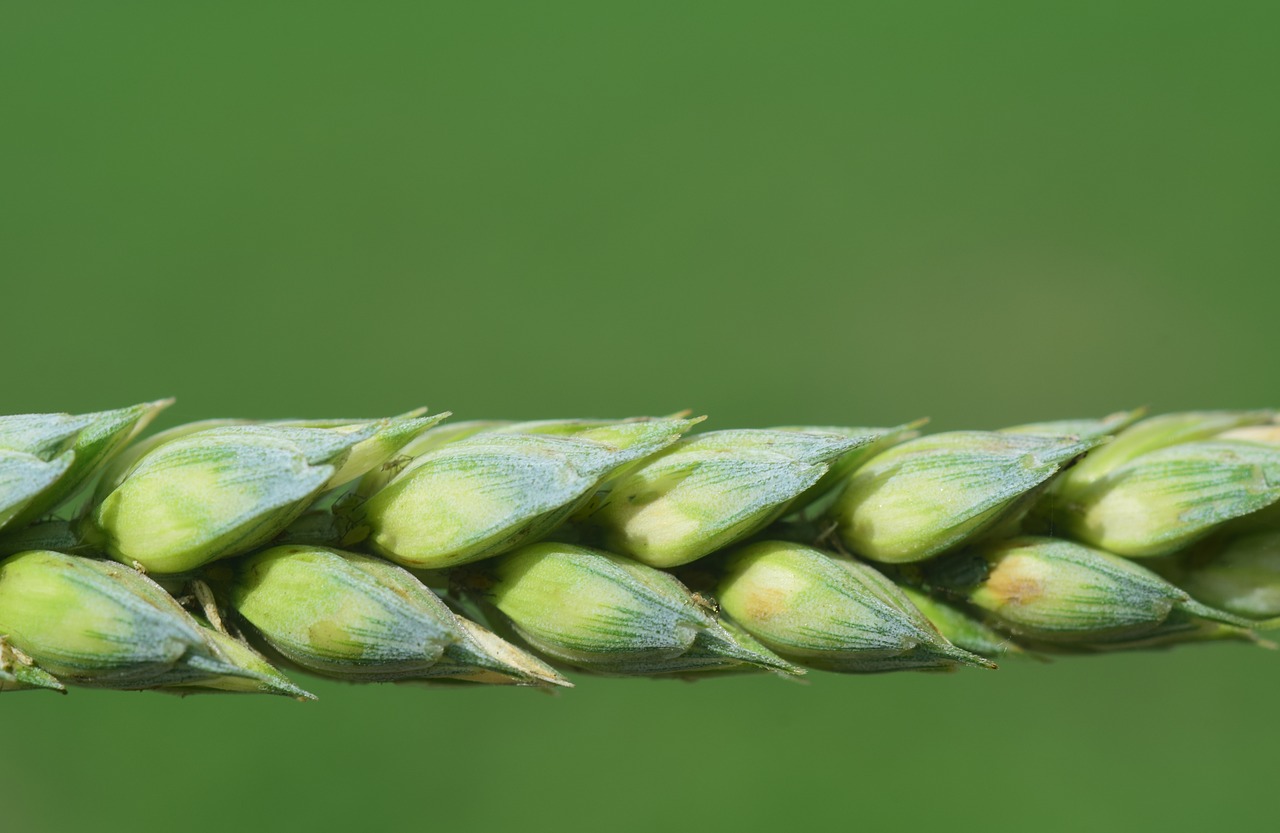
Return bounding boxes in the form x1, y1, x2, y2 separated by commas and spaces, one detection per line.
484, 542, 800, 676
716, 541, 995, 672
86, 421, 417, 573
1057, 410, 1275, 497
1057, 435, 1280, 557
928, 536, 1254, 644
830, 431, 1099, 563
590, 429, 870, 568
0, 401, 171, 531
0, 550, 265, 689
354, 418, 697, 570
229, 545, 567, 685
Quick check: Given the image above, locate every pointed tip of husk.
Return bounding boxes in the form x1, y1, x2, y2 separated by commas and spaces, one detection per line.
698, 620, 807, 676
1249, 615, 1280, 632
0, 663, 68, 693
926, 635, 999, 670
1179, 598, 1261, 630
453, 617, 575, 688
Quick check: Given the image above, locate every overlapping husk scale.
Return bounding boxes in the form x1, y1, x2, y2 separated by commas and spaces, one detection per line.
0, 403, 1275, 698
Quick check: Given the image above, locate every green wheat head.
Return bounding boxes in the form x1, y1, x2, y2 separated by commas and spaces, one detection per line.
1, 404, 1277, 698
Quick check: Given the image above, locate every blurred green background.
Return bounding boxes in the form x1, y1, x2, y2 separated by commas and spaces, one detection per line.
3, 2, 1277, 831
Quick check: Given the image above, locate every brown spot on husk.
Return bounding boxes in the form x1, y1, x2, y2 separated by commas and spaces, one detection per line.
744, 586, 790, 621
986, 555, 1044, 608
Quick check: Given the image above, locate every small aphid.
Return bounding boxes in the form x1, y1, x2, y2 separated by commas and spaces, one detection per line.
690, 591, 720, 615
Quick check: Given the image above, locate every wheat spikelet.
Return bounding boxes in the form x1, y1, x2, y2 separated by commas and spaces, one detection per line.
0, 404, 1276, 697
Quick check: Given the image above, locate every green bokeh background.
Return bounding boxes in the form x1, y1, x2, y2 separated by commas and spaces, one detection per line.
4, 3, 1277, 831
